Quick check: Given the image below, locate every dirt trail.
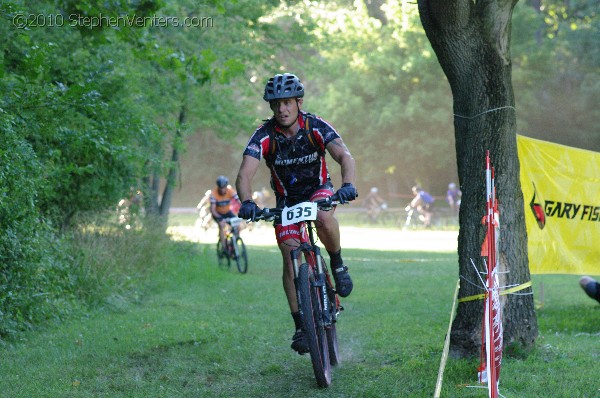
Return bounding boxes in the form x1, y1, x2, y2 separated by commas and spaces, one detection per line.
168, 224, 458, 253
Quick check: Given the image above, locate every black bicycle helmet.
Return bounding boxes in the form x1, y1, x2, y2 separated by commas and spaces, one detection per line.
263, 73, 304, 102
216, 176, 228, 188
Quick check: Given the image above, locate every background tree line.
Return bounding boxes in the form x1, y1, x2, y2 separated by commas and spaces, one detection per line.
0, 0, 597, 340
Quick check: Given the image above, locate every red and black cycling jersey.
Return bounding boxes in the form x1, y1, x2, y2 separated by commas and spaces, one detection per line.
243, 111, 341, 201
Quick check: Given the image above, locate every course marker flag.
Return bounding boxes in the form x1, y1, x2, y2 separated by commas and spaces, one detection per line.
517, 135, 600, 274
478, 151, 502, 398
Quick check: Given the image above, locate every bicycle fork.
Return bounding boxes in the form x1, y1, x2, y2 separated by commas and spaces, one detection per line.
291, 243, 333, 328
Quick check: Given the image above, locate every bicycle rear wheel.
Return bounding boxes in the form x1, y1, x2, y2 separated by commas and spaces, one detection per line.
321, 256, 341, 366
234, 236, 248, 273
326, 323, 340, 366
216, 240, 230, 268
298, 263, 331, 388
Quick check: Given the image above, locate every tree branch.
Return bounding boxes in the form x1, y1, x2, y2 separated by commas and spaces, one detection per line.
418, 0, 473, 33
478, 0, 519, 65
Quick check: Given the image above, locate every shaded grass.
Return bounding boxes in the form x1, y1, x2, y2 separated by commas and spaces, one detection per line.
0, 241, 597, 397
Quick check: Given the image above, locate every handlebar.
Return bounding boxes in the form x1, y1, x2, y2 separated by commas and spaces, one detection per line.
253, 194, 343, 222
222, 217, 244, 227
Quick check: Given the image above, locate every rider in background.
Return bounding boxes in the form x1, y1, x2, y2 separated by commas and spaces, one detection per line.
210, 176, 241, 253
362, 187, 387, 223
251, 186, 273, 208
196, 189, 213, 229
409, 185, 434, 227
446, 182, 462, 214
235, 72, 358, 355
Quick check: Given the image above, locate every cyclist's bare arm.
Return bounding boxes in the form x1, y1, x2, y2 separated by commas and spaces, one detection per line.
210, 202, 220, 219
326, 138, 356, 185
236, 155, 260, 202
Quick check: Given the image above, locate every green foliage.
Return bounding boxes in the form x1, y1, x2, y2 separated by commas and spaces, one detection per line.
0, 118, 73, 338
65, 219, 171, 308
2, 2, 153, 228
511, 1, 600, 151
0, 0, 300, 338
269, 2, 457, 195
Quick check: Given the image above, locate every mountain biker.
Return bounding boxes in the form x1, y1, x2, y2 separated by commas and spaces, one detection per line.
446, 182, 462, 214
210, 176, 241, 253
408, 185, 434, 227
235, 72, 358, 355
362, 187, 387, 223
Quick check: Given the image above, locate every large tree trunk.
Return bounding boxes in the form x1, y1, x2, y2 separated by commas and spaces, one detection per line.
418, 0, 537, 357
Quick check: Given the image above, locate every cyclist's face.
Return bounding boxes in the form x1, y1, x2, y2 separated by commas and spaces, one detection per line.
269, 98, 302, 128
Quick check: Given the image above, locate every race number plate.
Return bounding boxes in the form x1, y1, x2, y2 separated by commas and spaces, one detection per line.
281, 202, 318, 226
229, 217, 243, 227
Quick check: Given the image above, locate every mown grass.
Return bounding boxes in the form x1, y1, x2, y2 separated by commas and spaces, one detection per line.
0, 238, 597, 397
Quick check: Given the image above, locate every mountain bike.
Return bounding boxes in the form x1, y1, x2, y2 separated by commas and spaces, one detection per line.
216, 217, 248, 273
254, 195, 343, 388
402, 202, 436, 229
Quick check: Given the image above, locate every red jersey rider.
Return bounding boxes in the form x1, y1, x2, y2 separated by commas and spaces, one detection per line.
235, 73, 358, 355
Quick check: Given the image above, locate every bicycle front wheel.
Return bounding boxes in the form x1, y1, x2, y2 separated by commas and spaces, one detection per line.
298, 263, 331, 388
234, 236, 248, 273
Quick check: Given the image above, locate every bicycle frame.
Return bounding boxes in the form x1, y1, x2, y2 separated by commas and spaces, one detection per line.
223, 217, 242, 251
289, 222, 335, 327
216, 217, 248, 273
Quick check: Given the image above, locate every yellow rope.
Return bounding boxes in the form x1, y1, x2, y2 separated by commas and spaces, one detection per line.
457, 280, 533, 303
434, 279, 460, 398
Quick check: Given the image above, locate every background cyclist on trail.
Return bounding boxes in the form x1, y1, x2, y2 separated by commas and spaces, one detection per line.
362, 187, 387, 224
446, 182, 462, 214
235, 73, 358, 355
210, 176, 241, 254
408, 185, 435, 227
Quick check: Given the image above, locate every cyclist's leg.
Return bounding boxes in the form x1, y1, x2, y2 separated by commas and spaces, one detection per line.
275, 225, 302, 313
275, 224, 308, 353
315, 209, 341, 252
216, 219, 227, 250
310, 186, 353, 297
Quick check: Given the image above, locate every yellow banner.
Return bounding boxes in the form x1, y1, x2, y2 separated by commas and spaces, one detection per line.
517, 135, 600, 275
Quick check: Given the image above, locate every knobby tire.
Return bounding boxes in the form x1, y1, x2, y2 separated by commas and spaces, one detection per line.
298, 262, 331, 388
234, 236, 248, 273
320, 256, 341, 366
216, 240, 230, 268
326, 324, 340, 366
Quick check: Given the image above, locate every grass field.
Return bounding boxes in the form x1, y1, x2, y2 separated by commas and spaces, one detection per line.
1, 237, 598, 397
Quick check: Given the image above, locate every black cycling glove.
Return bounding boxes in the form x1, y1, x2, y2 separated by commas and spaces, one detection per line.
336, 183, 358, 204
239, 200, 260, 221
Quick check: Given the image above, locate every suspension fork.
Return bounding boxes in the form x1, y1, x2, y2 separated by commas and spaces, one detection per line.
291, 222, 327, 319
306, 221, 332, 326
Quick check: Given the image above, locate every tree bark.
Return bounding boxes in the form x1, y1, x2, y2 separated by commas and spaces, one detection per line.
159, 105, 186, 224
418, 0, 538, 357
